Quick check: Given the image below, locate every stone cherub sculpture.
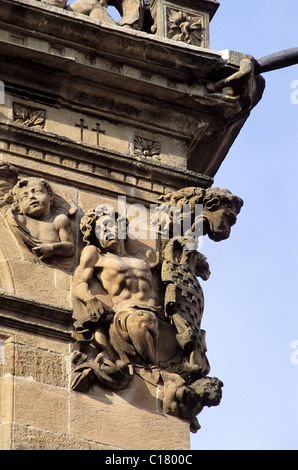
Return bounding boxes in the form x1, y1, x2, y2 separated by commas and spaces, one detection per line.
5, 176, 76, 261
71, 187, 243, 432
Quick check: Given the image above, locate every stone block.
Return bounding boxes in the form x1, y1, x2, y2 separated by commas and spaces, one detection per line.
2, 423, 122, 450
70, 390, 190, 450
4, 259, 72, 309
88, 373, 161, 412
4, 343, 68, 387
0, 423, 13, 450
3, 376, 69, 435
8, 424, 88, 450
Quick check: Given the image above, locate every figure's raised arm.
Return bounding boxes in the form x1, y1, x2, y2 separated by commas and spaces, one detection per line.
72, 245, 105, 317
55, 213, 75, 256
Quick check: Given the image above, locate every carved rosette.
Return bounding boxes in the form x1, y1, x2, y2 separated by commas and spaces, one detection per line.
134, 136, 161, 159
167, 9, 205, 46
13, 102, 46, 129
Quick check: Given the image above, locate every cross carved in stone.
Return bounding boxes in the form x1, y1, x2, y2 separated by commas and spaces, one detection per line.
92, 122, 106, 146
75, 118, 88, 142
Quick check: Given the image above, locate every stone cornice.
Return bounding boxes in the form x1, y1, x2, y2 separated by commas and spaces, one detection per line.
0, 0, 226, 80
0, 293, 72, 341
0, 0, 264, 179
0, 123, 213, 203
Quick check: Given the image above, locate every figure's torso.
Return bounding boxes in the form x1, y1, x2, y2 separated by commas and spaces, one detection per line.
95, 253, 155, 307
17, 214, 60, 243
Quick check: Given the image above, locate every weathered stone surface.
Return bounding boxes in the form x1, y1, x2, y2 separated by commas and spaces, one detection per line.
6, 424, 97, 450
70, 390, 190, 450
0, 315, 190, 450
5, 344, 68, 387
0, 0, 264, 179
0, 0, 260, 451
3, 376, 69, 434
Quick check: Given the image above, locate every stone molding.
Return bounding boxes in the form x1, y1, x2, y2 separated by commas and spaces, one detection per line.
0, 123, 213, 204
0, 294, 72, 341
0, 0, 265, 178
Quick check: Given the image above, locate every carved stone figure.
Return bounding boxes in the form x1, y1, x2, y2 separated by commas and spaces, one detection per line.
5, 176, 76, 261
10, 177, 75, 260
71, 205, 160, 390
0, 164, 77, 303
66, 0, 144, 30
158, 186, 243, 242
0, 163, 19, 207
71, 187, 243, 432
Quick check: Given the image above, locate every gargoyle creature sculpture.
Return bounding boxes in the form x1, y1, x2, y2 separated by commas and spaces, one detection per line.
71, 187, 243, 432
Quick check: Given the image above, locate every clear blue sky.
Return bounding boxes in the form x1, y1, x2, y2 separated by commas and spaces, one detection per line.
190, 0, 298, 451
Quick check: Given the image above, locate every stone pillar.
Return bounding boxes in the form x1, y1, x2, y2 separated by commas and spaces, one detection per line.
0, 0, 264, 450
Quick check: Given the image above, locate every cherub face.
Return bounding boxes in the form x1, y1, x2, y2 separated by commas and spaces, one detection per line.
17, 180, 52, 219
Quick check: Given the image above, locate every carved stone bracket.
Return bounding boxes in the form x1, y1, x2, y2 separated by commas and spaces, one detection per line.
70, 186, 243, 432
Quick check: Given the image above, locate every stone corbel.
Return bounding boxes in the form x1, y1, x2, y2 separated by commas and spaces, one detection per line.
70, 185, 243, 432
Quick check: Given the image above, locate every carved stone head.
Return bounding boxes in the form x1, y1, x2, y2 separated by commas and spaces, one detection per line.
12, 177, 54, 218
158, 186, 243, 242
80, 205, 128, 251
202, 187, 243, 241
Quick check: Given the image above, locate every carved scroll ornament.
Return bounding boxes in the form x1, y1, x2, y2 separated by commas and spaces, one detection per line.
71, 187, 243, 432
